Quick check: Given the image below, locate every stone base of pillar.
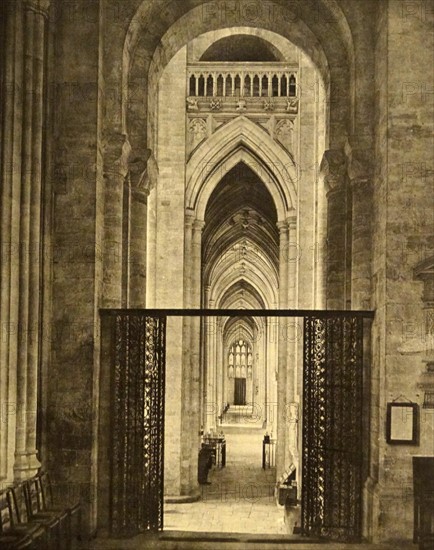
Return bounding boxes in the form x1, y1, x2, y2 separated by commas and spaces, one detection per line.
14, 451, 41, 480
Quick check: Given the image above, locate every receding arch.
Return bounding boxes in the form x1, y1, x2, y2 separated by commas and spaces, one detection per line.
186, 116, 297, 221
218, 279, 268, 311
212, 263, 278, 310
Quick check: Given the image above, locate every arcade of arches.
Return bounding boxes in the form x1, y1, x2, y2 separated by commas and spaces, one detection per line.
0, 0, 433, 547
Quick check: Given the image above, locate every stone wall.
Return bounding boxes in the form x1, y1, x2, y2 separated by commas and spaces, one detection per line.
46, 0, 104, 533
371, 0, 434, 543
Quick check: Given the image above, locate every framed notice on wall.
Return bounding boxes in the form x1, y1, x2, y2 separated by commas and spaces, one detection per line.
386, 402, 419, 445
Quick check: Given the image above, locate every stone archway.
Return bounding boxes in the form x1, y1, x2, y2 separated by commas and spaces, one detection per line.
93, 0, 376, 535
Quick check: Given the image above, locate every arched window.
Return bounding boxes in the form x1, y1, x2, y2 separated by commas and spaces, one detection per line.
228, 339, 252, 378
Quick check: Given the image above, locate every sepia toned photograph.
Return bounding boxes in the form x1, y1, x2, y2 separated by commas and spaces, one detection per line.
0, 1, 433, 549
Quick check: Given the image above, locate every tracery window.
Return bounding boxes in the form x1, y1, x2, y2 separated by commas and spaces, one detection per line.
228, 339, 253, 379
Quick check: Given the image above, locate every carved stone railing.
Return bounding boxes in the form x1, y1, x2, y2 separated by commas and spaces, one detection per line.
186, 63, 298, 116
188, 63, 297, 98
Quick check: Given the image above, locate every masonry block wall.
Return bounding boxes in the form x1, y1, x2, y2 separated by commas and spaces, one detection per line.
372, 1, 434, 544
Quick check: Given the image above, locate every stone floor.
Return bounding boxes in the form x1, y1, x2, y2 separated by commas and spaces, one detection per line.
80, 425, 417, 549
164, 426, 289, 535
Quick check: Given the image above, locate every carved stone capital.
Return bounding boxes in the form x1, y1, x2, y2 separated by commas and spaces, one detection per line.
193, 219, 206, 233
277, 220, 288, 235
104, 133, 132, 181
25, 0, 51, 16
319, 149, 347, 193
185, 209, 196, 228
286, 213, 297, 230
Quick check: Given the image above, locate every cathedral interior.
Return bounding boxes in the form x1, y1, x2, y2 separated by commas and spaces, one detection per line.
0, 0, 433, 548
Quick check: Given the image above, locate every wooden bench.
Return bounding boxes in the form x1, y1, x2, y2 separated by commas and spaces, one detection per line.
34, 471, 81, 548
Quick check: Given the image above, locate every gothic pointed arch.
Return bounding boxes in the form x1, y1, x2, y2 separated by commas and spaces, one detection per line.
186, 116, 296, 220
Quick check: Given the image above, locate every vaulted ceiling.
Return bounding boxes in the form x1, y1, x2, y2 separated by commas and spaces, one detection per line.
203, 162, 279, 310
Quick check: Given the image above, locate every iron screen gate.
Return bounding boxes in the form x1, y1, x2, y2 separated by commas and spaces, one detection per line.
109, 313, 166, 536
302, 316, 364, 542
100, 308, 371, 540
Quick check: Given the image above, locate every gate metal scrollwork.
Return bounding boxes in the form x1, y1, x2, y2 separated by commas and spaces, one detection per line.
302, 316, 364, 542
110, 313, 166, 536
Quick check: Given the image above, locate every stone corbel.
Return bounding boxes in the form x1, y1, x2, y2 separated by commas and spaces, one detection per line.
319, 149, 347, 193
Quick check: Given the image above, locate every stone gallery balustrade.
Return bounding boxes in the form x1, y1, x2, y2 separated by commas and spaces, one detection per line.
186, 63, 299, 115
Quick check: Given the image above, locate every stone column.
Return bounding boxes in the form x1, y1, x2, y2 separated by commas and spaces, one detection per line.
189, 219, 205, 491
216, 316, 223, 425
206, 295, 217, 431
180, 212, 194, 494
320, 150, 349, 310
128, 185, 148, 307
286, 216, 298, 465
346, 144, 373, 311
276, 221, 289, 477
350, 177, 372, 309
15, 0, 51, 480
102, 133, 131, 308
128, 151, 156, 307
0, 0, 24, 483
287, 216, 298, 310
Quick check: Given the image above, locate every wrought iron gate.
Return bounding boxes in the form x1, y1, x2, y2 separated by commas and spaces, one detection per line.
302, 316, 364, 542
110, 313, 166, 536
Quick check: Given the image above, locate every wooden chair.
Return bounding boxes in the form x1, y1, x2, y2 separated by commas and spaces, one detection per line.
8, 484, 56, 549
37, 471, 81, 546
24, 477, 70, 549
0, 489, 45, 549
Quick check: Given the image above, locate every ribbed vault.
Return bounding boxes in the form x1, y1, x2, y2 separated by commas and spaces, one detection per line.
203, 162, 279, 310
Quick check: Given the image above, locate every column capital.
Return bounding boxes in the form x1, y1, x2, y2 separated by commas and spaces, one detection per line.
193, 219, 206, 233
277, 220, 289, 235
185, 209, 196, 227
103, 132, 132, 180
24, 0, 51, 16
286, 214, 297, 229
319, 149, 347, 193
